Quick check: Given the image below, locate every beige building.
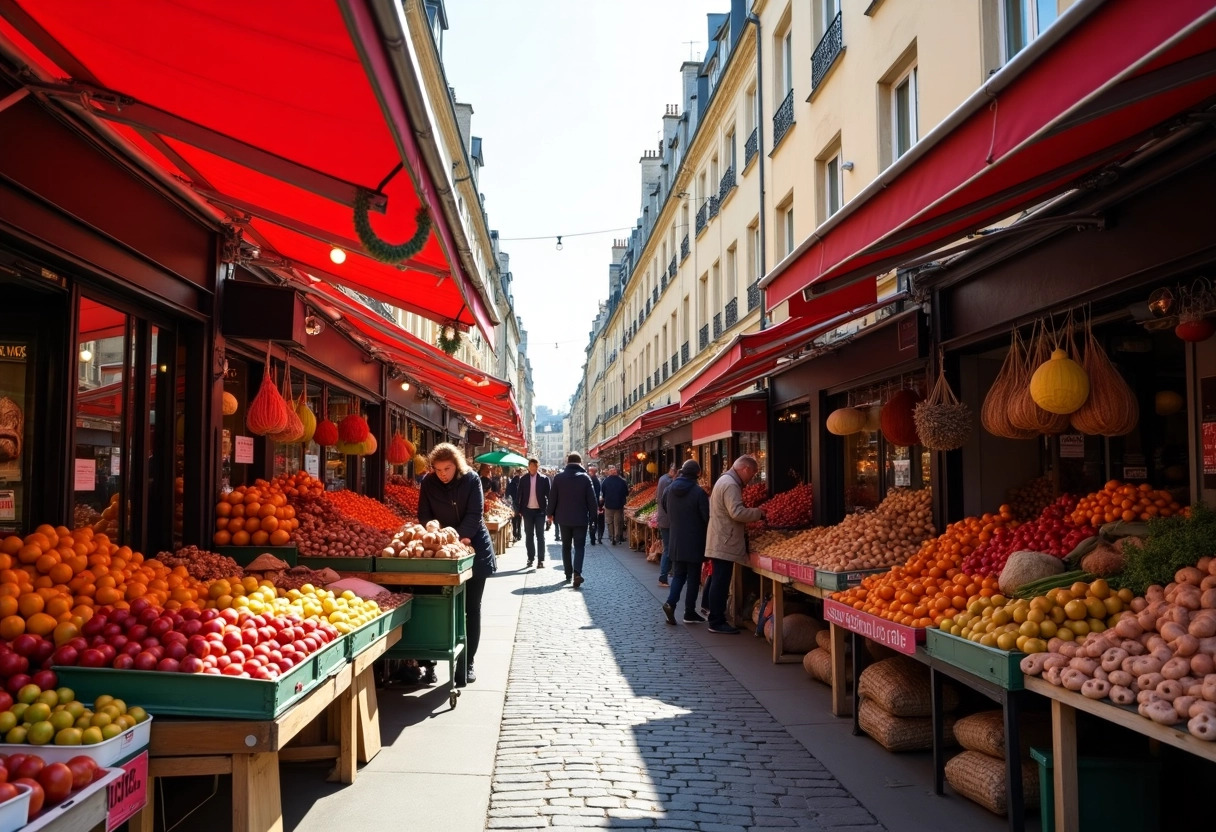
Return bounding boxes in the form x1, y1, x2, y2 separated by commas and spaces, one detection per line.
575, 0, 1074, 454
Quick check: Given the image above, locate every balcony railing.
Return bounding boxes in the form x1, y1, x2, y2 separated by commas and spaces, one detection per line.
669, 256, 677, 279
698, 325, 709, 351
671, 351, 679, 372
725, 297, 738, 328
773, 88, 795, 148
653, 369, 660, 387
645, 298, 651, 315
812, 12, 843, 90
646, 378, 652, 393
719, 166, 736, 201
695, 202, 708, 235
708, 195, 719, 220
652, 288, 659, 306
713, 313, 722, 340
744, 127, 759, 168
680, 235, 690, 261
661, 274, 668, 291
662, 361, 669, 381
681, 342, 690, 363
747, 280, 761, 311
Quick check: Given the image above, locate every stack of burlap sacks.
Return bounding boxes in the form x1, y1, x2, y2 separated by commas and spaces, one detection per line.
856, 656, 961, 752
946, 711, 1045, 816
749, 596, 822, 653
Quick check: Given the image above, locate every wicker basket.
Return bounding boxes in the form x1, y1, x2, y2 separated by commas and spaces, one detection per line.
955, 710, 1054, 759
945, 750, 1040, 816
815, 629, 832, 652
858, 656, 960, 717
859, 698, 958, 752
804, 648, 833, 686
914, 364, 973, 451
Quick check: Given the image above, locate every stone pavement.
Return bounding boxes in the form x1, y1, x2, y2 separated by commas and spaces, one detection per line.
486, 538, 882, 832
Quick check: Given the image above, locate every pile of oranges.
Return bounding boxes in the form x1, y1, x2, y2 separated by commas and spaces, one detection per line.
212, 479, 303, 548
833, 507, 1016, 628
1070, 480, 1183, 526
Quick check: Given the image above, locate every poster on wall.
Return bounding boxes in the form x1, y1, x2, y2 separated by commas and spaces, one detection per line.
74, 459, 95, 491
304, 454, 319, 478
234, 435, 254, 464
0, 342, 27, 484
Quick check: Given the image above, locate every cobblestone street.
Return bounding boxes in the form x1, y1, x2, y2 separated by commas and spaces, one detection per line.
487, 540, 883, 832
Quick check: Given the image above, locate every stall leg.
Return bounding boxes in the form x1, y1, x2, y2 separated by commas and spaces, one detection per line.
770, 581, 784, 661
326, 676, 358, 784
830, 623, 850, 717
1004, 690, 1025, 832
851, 632, 872, 737
1051, 699, 1080, 832
232, 751, 283, 832
356, 668, 382, 764
931, 667, 945, 795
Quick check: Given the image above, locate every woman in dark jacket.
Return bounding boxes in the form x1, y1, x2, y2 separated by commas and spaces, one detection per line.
660, 459, 710, 625
419, 443, 497, 685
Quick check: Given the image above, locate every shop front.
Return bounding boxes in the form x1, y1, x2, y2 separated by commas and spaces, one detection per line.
690, 397, 768, 483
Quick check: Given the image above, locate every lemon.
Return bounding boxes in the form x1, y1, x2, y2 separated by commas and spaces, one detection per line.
24, 703, 51, 724
27, 720, 54, 745
49, 710, 75, 732
54, 727, 83, 745
81, 726, 104, 745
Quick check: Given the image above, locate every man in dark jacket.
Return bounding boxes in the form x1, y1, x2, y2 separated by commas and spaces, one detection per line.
505, 470, 523, 540
660, 460, 710, 625
547, 453, 598, 588
587, 465, 604, 545
654, 462, 678, 586
600, 465, 630, 544
513, 459, 552, 569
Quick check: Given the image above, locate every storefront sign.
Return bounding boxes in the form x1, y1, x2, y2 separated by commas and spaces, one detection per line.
1059, 434, 1085, 459
823, 599, 925, 655
74, 458, 95, 491
892, 459, 911, 487
234, 435, 254, 464
110, 453, 121, 476
1123, 466, 1148, 480
1203, 422, 1216, 475
304, 454, 320, 478
0, 490, 13, 521
107, 750, 148, 830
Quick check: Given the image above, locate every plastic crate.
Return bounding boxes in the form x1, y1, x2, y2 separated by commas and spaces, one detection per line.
389, 592, 463, 656
814, 568, 890, 592
214, 545, 298, 566
373, 555, 474, 573
54, 635, 348, 720
925, 628, 1025, 690
1031, 747, 1160, 832
0, 784, 32, 832
0, 715, 151, 767
297, 556, 374, 572
22, 767, 122, 832
346, 601, 414, 658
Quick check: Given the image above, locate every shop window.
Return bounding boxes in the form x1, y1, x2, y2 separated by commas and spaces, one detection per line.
73, 298, 129, 540
1002, 0, 1058, 61
325, 391, 353, 491
0, 319, 36, 535
832, 376, 930, 515
738, 431, 767, 482
774, 405, 811, 491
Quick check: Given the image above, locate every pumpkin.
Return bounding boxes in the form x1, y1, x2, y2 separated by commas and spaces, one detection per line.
645, 461, 658, 474
826, 407, 868, 436
1155, 390, 1184, 416
880, 390, 922, 447
296, 399, 317, 444
221, 391, 238, 416
338, 413, 370, 444
412, 455, 428, 475
1029, 348, 1089, 415
387, 434, 411, 465
1175, 318, 1215, 342
246, 364, 290, 436
313, 419, 339, 447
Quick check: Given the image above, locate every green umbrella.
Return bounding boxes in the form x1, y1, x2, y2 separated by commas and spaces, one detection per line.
474, 449, 529, 467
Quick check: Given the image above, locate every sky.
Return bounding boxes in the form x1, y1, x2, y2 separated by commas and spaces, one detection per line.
442, 0, 727, 415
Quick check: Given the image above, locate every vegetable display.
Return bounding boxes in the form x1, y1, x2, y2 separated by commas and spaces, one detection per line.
961, 496, 1095, 577
1070, 479, 1182, 526
291, 497, 392, 558
381, 522, 473, 559
761, 483, 814, 529
323, 490, 406, 533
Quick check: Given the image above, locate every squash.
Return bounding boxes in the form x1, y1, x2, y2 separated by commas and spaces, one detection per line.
1030, 348, 1089, 415
221, 391, 239, 416
880, 390, 922, 447
826, 407, 868, 436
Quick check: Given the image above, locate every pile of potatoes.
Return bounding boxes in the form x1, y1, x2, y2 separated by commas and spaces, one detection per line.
1021, 558, 1216, 741
381, 520, 472, 559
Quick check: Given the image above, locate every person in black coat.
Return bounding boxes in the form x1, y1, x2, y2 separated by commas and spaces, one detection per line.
505, 470, 523, 539
587, 465, 605, 545
661, 459, 710, 625
419, 443, 497, 686
512, 459, 552, 569
546, 453, 598, 588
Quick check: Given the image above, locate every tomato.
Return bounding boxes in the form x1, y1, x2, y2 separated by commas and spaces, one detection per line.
37, 763, 73, 805
0, 782, 17, 803
66, 756, 97, 789
13, 755, 43, 781
13, 778, 43, 819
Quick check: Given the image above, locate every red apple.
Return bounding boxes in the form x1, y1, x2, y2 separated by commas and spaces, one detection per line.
30, 670, 57, 691
11, 634, 39, 658
178, 656, 204, 674
50, 646, 78, 668
221, 663, 245, 676
111, 654, 135, 670
5, 674, 31, 696
133, 652, 158, 671
156, 658, 179, 673
78, 649, 107, 669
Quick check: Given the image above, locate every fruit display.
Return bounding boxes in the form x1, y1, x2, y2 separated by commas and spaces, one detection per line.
624, 483, 658, 513
291, 496, 392, 558
961, 496, 1095, 577
1020, 561, 1216, 742
154, 546, 244, 582
483, 493, 514, 525
742, 481, 769, 508
212, 481, 300, 548
1007, 476, 1054, 522
380, 522, 472, 559
760, 489, 934, 572
1070, 479, 1182, 526
0, 749, 103, 821
384, 476, 420, 518
762, 483, 814, 528
749, 529, 800, 554
0, 684, 148, 747
323, 489, 405, 532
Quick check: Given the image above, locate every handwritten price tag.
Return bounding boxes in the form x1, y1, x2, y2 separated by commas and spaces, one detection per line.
107, 751, 148, 830
823, 599, 924, 655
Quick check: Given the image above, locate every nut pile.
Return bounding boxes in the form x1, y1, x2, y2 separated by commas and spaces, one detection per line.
291, 496, 392, 557
155, 545, 244, 581
370, 591, 412, 611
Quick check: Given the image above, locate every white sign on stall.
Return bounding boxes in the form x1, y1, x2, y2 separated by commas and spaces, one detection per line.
234, 436, 255, 464
304, 454, 320, 478
74, 459, 96, 491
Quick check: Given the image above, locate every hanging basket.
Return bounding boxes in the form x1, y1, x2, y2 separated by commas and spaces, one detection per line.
387, 434, 411, 465
313, 419, 339, 447
881, 389, 922, 447
246, 348, 291, 436
338, 413, 370, 444
914, 365, 973, 451
1070, 321, 1138, 436
1008, 324, 1070, 434
270, 368, 305, 443
981, 332, 1038, 440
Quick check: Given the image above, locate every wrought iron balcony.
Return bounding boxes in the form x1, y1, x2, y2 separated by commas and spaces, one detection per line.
698, 324, 709, 351
773, 88, 795, 148
695, 202, 708, 235
680, 235, 690, 261
719, 166, 736, 201
681, 342, 690, 363
662, 362, 669, 381
744, 127, 759, 168
669, 256, 677, 279
652, 288, 658, 306
661, 274, 668, 291
812, 12, 843, 90
713, 313, 722, 339
646, 378, 652, 393
709, 195, 719, 220
671, 351, 679, 372
653, 369, 660, 387
747, 280, 761, 311
725, 297, 738, 328
645, 298, 651, 315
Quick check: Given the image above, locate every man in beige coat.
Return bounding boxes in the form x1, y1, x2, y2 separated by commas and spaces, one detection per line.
704, 455, 765, 634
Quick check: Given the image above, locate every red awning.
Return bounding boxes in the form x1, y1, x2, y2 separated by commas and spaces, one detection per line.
2, 1, 495, 337
679, 278, 879, 409
691, 399, 767, 445
595, 403, 686, 454
763, 0, 1216, 310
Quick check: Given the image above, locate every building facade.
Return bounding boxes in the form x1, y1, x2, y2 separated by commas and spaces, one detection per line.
573, 0, 1071, 456
533, 409, 567, 470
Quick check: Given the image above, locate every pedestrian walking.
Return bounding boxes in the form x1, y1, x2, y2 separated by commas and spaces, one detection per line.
660, 460, 710, 625
600, 465, 629, 545
506, 469, 523, 540
704, 455, 765, 635
654, 462, 677, 586
513, 459, 552, 569
587, 465, 604, 544
418, 443, 497, 683
547, 453, 598, 588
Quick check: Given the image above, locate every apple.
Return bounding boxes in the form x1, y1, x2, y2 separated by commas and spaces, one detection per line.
156, 658, 179, 673
215, 655, 232, 670
102, 624, 122, 638
222, 632, 242, 652
203, 667, 222, 675
133, 652, 158, 671
95, 645, 116, 665
251, 668, 273, 680
178, 656, 204, 674
221, 663, 245, 676
30, 670, 57, 691
0, 691, 12, 712
5, 674, 31, 696
0, 652, 29, 678
31, 640, 54, 666
140, 638, 161, 652
121, 643, 142, 658
108, 635, 129, 651
162, 631, 187, 646
50, 646, 78, 668
187, 636, 210, 659
11, 634, 39, 658
80, 617, 106, 638
112, 654, 135, 670
137, 607, 159, 625
199, 609, 219, 622
200, 620, 223, 636
78, 649, 107, 669
181, 620, 202, 636
219, 609, 239, 625
126, 624, 148, 642
129, 597, 152, 614
67, 637, 87, 653
148, 617, 173, 638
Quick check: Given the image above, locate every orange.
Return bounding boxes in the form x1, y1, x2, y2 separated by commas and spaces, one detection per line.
94, 587, 122, 606
25, 612, 56, 637
0, 615, 24, 639
250, 531, 269, 547
0, 596, 14, 618
17, 545, 43, 565
17, 593, 44, 617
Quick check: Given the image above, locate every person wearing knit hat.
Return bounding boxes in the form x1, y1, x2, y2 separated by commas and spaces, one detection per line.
660, 459, 710, 625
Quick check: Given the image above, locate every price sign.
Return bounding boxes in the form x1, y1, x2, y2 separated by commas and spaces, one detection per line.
1123, 466, 1148, 480
74, 458, 95, 491
110, 454, 122, 476
1059, 434, 1085, 459
304, 454, 320, 478
107, 751, 148, 830
234, 435, 254, 464
0, 490, 13, 521
892, 459, 911, 487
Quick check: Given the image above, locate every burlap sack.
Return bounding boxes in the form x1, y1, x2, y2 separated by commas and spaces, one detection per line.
815, 629, 832, 652
858, 698, 958, 752
858, 656, 959, 717
803, 648, 832, 685
945, 750, 1040, 816
954, 710, 1054, 759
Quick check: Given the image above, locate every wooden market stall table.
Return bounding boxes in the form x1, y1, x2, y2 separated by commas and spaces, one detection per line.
485, 519, 512, 556
1024, 675, 1216, 832
130, 625, 403, 832
626, 515, 655, 552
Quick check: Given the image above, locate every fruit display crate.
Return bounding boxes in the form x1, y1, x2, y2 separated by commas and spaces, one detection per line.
297, 555, 375, 572
0, 715, 151, 767
345, 601, 413, 659
54, 635, 348, 720
22, 766, 123, 832
822, 598, 925, 655
214, 545, 298, 567
814, 567, 890, 592
925, 628, 1026, 690
0, 783, 31, 832
373, 555, 474, 573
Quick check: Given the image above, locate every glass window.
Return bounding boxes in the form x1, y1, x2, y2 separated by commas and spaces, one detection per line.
825, 154, 842, 217
0, 335, 33, 536
784, 204, 796, 256
1004, 0, 1059, 60
74, 298, 129, 539
325, 391, 353, 491
893, 67, 918, 159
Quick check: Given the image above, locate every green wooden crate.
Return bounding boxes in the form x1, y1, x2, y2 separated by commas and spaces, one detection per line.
214, 545, 298, 567
297, 556, 374, 572
53, 635, 348, 720
389, 592, 464, 657
373, 555, 474, 573
925, 628, 1025, 690
345, 601, 414, 659
814, 568, 889, 591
